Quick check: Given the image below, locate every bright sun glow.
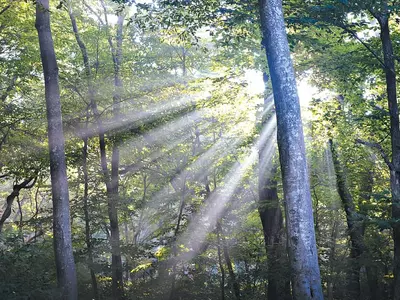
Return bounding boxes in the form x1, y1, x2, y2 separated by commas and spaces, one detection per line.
245, 69, 319, 118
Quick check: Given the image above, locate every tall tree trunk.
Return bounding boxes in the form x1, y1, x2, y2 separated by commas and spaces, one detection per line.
35, 1, 77, 299
366, 4, 400, 298
327, 218, 339, 300
82, 109, 99, 300
330, 139, 364, 300
181, 46, 187, 77
259, 0, 323, 299
375, 10, 400, 299
258, 164, 291, 300
108, 13, 125, 300
69, 9, 99, 300
70, 6, 125, 298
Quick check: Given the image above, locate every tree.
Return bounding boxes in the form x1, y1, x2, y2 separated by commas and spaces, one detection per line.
69, 1, 126, 297
288, 1, 400, 297
35, 0, 77, 299
259, 0, 323, 299
258, 74, 291, 300
372, 5, 400, 298
330, 139, 365, 299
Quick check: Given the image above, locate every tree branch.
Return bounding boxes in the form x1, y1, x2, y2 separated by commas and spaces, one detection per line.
339, 24, 387, 71
355, 138, 393, 169
0, 76, 17, 102
368, 8, 381, 22
0, 177, 37, 232
0, 4, 11, 16
83, 0, 105, 26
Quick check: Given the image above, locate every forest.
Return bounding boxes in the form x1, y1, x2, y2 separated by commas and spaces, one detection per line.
1, 0, 400, 299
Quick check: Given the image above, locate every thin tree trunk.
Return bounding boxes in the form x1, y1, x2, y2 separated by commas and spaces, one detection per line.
327, 218, 339, 300
216, 221, 241, 300
109, 13, 125, 300
69, 6, 125, 298
182, 47, 187, 77
313, 188, 320, 242
169, 178, 187, 300
206, 170, 226, 300
258, 164, 291, 300
258, 71, 291, 299
16, 195, 24, 241
217, 228, 226, 300
360, 167, 379, 300
259, 0, 323, 299
82, 109, 99, 300
330, 139, 364, 300
69, 10, 99, 299
35, 1, 77, 298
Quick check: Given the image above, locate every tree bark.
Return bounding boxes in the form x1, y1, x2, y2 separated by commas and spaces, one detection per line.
259, 0, 323, 299
258, 71, 291, 300
35, 1, 77, 298
360, 167, 380, 300
69, 10, 99, 300
327, 218, 339, 300
168, 178, 187, 300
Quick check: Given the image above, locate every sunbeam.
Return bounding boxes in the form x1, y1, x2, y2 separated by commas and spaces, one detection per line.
119, 109, 209, 175
141, 131, 244, 210
130, 133, 244, 243
77, 91, 211, 139
132, 105, 277, 244
170, 116, 277, 261
261, 94, 274, 118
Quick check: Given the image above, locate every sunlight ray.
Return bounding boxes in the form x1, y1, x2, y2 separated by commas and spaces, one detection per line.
139, 109, 275, 212
119, 109, 203, 157
119, 110, 213, 175
132, 118, 275, 243
176, 116, 277, 261
79, 92, 210, 138
135, 115, 278, 244
262, 98, 274, 118
130, 133, 244, 243
145, 131, 244, 211
259, 130, 278, 174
